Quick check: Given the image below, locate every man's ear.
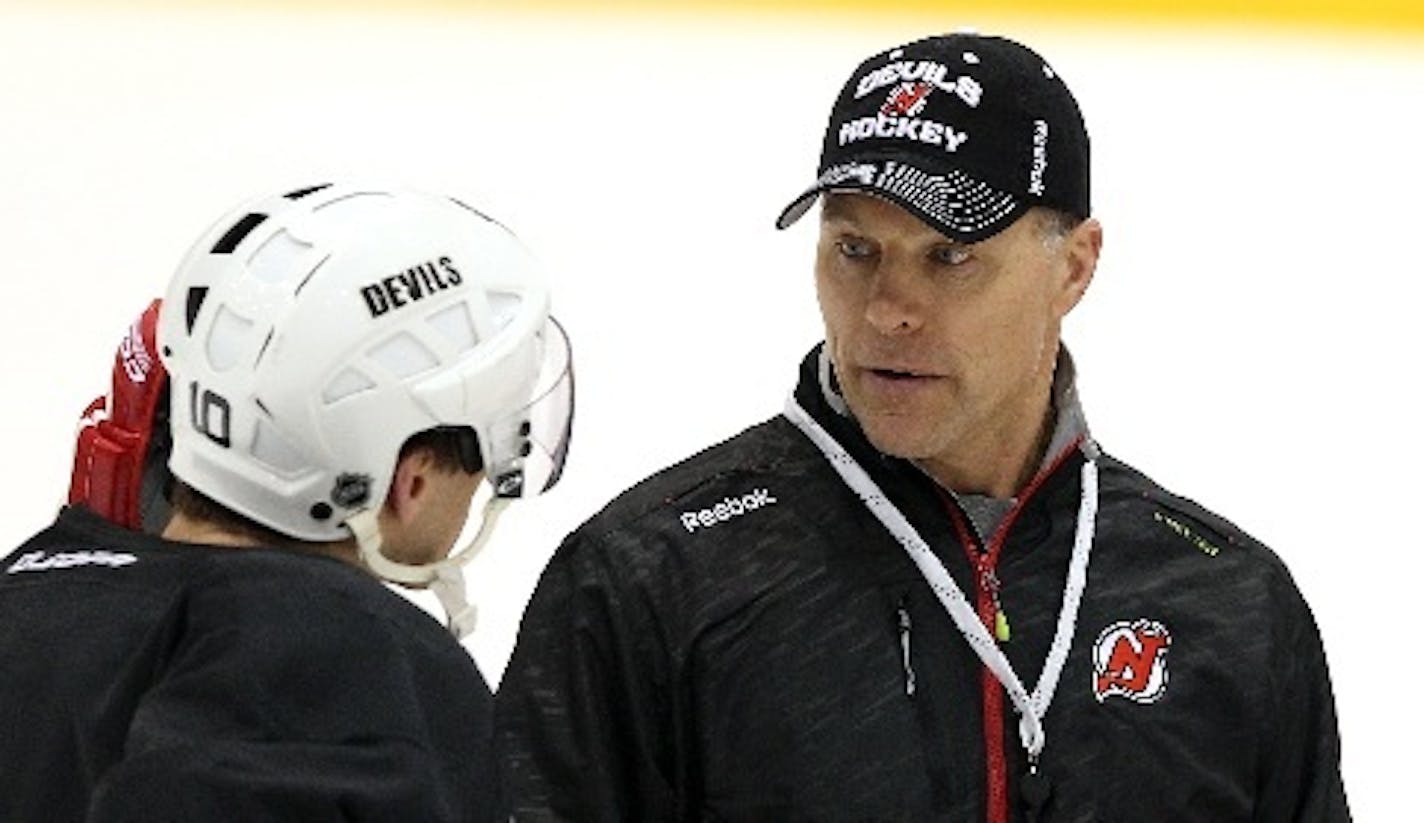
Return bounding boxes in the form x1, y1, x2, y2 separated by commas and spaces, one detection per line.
384, 449, 435, 526
1054, 217, 1102, 317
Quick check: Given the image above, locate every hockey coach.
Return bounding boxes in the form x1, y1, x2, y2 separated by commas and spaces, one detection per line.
0, 183, 573, 821
496, 33, 1349, 822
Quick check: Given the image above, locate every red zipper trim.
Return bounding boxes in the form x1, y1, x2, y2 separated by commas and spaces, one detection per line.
936, 435, 1085, 823
983, 435, 1086, 568
943, 504, 1010, 823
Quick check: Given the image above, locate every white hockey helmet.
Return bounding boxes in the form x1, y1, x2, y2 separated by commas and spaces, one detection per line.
157, 184, 573, 558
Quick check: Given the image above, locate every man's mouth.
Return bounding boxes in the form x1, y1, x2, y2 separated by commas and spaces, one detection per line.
867, 367, 933, 381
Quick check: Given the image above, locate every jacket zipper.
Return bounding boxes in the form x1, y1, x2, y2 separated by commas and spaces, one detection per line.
946, 509, 1012, 823
938, 437, 1085, 823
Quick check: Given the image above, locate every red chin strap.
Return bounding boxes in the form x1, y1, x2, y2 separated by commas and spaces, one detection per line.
68, 299, 171, 531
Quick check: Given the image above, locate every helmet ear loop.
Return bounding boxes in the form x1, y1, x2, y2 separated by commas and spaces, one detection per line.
432, 494, 511, 639
347, 494, 510, 639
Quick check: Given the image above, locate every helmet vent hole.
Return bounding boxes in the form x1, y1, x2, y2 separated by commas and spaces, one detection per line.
488, 291, 521, 330
284, 184, 331, 200
211, 212, 267, 254
322, 367, 375, 404
310, 502, 333, 521
368, 331, 438, 379
248, 228, 313, 285
428, 302, 478, 353
205, 305, 254, 372
185, 286, 209, 334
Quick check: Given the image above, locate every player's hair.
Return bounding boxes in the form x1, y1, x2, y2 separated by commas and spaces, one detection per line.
169, 427, 481, 549
1036, 207, 1083, 246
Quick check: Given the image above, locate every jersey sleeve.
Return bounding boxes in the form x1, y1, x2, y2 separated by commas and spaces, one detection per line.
1254, 568, 1352, 822
495, 530, 681, 821
86, 563, 494, 822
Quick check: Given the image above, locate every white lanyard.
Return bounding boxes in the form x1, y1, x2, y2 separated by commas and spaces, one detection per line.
783, 396, 1098, 763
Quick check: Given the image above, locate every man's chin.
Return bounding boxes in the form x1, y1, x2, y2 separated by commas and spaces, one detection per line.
853, 413, 940, 462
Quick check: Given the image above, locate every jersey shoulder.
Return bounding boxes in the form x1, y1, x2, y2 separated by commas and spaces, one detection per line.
577, 415, 820, 543
1096, 452, 1296, 583
4, 507, 480, 678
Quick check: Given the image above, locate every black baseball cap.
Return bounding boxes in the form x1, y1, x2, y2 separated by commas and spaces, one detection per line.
776, 33, 1090, 242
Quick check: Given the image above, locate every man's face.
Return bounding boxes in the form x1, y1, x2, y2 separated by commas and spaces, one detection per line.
814, 193, 1097, 477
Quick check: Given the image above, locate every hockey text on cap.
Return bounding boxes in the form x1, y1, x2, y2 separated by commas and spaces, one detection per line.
839, 113, 970, 152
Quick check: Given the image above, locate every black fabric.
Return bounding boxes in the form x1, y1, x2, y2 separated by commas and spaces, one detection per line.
496, 345, 1349, 822
0, 507, 496, 822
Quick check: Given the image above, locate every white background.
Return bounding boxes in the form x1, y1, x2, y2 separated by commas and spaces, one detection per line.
1, 5, 1418, 817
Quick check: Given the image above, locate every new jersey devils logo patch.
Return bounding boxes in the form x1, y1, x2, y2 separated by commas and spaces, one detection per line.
881, 82, 933, 117
1092, 619, 1172, 704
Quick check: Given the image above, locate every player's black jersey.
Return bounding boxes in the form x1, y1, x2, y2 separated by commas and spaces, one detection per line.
496, 345, 1349, 822
0, 506, 495, 822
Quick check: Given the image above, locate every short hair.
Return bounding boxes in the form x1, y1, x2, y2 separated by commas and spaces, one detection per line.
399, 426, 483, 475
169, 427, 482, 547
169, 481, 299, 549
1036, 207, 1084, 242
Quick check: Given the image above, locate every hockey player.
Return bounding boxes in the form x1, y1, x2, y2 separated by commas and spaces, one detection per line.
1, 183, 573, 821
495, 34, 1349, 821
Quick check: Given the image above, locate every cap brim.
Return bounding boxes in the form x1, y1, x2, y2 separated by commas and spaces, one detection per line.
774, 156, 1029, 244
775, 188, 821, 231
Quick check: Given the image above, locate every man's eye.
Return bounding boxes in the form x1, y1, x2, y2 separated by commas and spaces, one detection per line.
931, 245, 972, 266
836, 238, 875, 259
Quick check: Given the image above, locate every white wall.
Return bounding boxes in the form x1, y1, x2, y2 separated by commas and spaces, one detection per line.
1, 6, 1417, 817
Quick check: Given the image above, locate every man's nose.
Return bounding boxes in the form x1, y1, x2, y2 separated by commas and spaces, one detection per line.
863, 263, 924, 336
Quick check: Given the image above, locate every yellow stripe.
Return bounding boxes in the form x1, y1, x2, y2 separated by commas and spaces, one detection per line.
34, 0, 1424, 38
524, 0, 1424, 35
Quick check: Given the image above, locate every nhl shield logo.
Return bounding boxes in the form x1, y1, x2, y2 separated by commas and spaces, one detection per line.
1092, 619, 1172, 704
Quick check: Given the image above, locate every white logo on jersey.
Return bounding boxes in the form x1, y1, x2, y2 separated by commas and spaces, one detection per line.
680, 488, 777, 533
6, 550, 139, 574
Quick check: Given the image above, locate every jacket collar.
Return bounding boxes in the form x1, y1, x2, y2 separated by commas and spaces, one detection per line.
795, 341, 1096, 501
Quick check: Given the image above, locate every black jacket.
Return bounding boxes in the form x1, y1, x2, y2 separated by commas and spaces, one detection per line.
0, 506, 496, 822
497, 348, 1349, 822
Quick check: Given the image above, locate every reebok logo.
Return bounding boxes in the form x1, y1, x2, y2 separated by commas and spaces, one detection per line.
1028, 119, 1049, 196
680, 488, 777, 533
6, 550, 139, 574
